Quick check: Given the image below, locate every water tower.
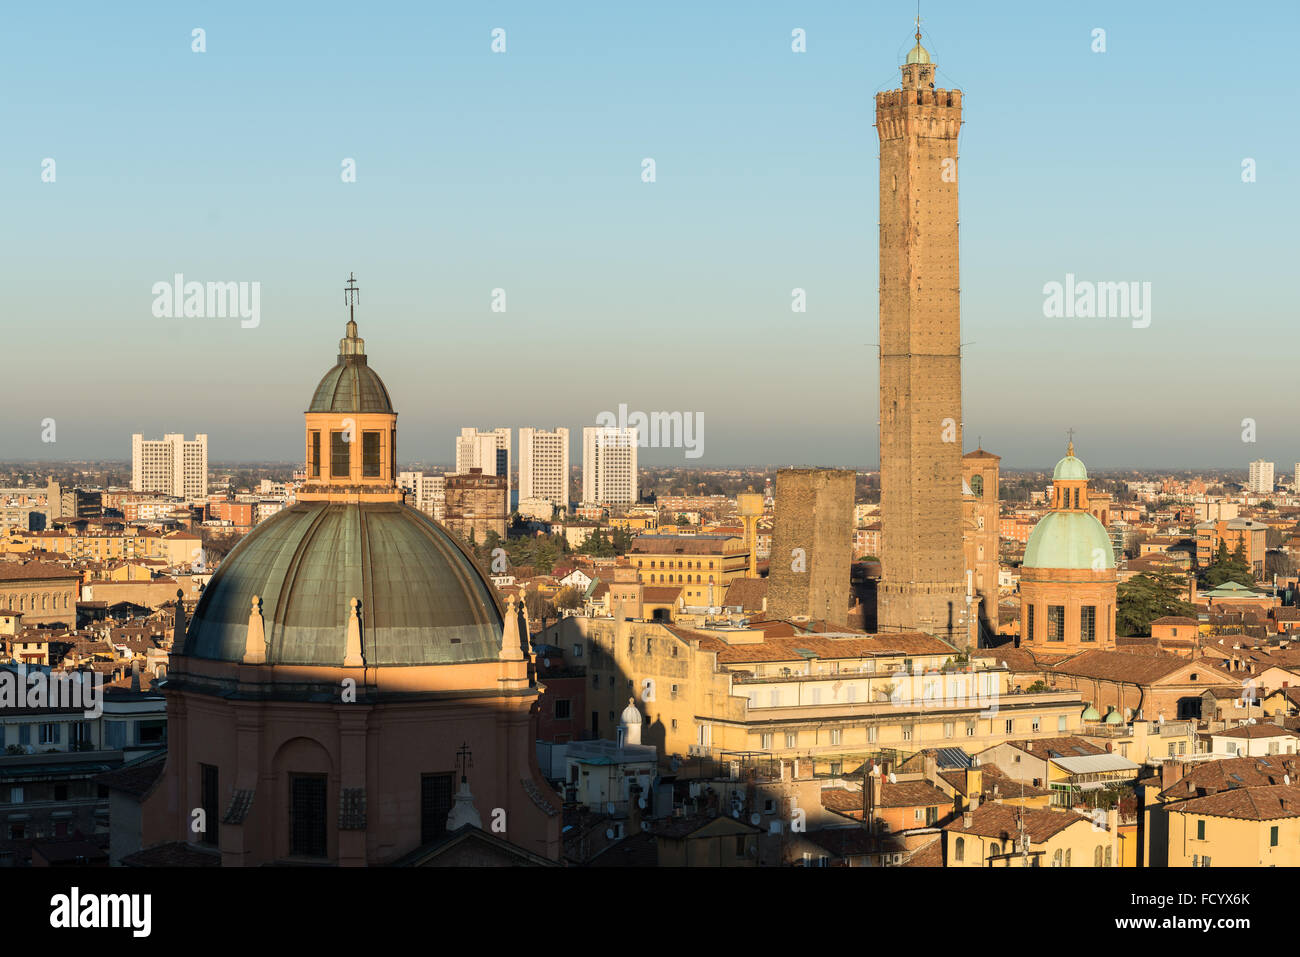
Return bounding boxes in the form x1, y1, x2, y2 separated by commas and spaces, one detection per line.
737, 488, 764, 578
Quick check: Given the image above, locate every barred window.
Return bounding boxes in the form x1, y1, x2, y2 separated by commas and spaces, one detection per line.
1047, 605, 1065, 641
362, 432, 381, 478
330, 431, 350, 478
1081, 605, 1097, 642
290, 774, 328, 857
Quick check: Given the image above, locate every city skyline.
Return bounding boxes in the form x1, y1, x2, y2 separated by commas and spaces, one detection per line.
4, 1, 1297, 468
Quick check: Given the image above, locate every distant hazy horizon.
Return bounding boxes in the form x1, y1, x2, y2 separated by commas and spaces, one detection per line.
4, 1, 1297, 468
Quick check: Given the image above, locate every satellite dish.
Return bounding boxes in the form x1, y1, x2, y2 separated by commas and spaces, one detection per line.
542, 658, 550, 668
888, 772, 897, 784
1287, 775, 1292, 786
638, 797, 646, 809
750, 813, 761, 826
605, 828, 615, 839
732, 808, 740, 818
606, 802, 615, 814
871, 765, 882, 777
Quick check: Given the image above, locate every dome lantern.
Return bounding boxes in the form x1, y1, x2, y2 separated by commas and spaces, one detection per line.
301, 274, 402, 504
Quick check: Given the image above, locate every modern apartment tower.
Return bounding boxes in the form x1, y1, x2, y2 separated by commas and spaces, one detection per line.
1248, 460, 1274, 494
518, 427, 570, 508
455, 427, 511, 479
131, 433, 208, 501
874, 28, 968, 641
582, 427, 637, 506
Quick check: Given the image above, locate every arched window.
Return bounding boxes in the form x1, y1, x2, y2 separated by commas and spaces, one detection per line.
1065, 848, 1071, 867
1104, 846, 1112, 867
1052, 849, 1063, 867
990, 842, 1000, 857
1094, 845, 1103, 867
954, 837, 964, 862
970, 475, 983, 498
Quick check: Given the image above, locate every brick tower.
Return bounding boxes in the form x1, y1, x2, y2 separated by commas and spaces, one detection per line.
875, 25, 968, 644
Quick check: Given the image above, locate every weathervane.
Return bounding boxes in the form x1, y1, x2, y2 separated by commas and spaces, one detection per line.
344, 272, 360, 323
1066, 427, 1077, 457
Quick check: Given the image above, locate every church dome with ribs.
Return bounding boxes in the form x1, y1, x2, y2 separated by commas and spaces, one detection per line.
182, 299, 502, 667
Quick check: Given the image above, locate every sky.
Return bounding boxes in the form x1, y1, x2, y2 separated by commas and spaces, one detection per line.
2, 0, 1297, 471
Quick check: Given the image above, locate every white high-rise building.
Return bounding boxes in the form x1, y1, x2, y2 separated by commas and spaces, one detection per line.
131, 433, 208, 501
455, 427, 511, 479
1248, 459, 1275, 494
1294, 463, 1300, 490
397, 470, 446, 521
582, 427, 637, 506
518, 427, 570, 508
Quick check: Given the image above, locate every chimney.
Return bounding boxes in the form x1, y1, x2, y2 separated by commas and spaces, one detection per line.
130, 659, 140, 692
1160, 759, 1183, 790
629, 779, 643, 833
965, 766, 982, 809
963, 812, 973, 828
923, 751, 938, 784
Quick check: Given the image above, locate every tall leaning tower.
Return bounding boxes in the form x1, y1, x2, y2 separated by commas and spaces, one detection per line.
875, 25, 968, 643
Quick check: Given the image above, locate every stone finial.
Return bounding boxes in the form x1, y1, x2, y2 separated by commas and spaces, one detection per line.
344, 597, 364, 667
446, 776, 482, 832
172, 588, 187, 650
500, 593, 524, 661
243, 594, 267, 664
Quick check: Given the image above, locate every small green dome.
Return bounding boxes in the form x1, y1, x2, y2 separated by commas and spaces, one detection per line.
1104, 708, 1123, 725
1081, 704, 1101, 721
1053, 455, 1088, 481
905, 42, 930, 65
1023, 511, 1115, 571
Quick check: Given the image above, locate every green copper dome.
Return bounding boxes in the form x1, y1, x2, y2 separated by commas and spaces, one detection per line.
905, 41, 930, 64
1104, 708, 1123, 725
307, 318, 395, 415
308, 355, 394, 414
183, 501, 504, 666
1082, 704, 1101, 721
1023, 511, 1115, 571
1053, 455, 1088, 481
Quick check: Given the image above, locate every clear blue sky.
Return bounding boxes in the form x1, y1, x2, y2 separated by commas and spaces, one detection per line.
2, 0, 1296, 470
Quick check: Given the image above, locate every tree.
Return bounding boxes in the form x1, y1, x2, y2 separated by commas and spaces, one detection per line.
1117, 572, 1194, 637
1201, 538, 1252, 588
553, 585, 583, 611
523, 588, 554, 622
579, 529, 616, 558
